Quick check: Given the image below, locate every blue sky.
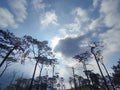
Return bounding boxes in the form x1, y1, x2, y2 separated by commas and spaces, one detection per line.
0, 0, 120, 88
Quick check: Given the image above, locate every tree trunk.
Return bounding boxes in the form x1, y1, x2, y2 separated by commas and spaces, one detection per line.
39, 64, 44, 78
37, 63, 44, 90
0, 46, 16, 68
29, 59, 39, 90
53, 65, 55, 77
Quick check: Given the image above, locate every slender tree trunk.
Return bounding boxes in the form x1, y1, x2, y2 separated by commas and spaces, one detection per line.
51, 65, 55, 90
72, 67, 77, 90
0, 46, 16, 68
29, 59, 39, 90
37, 63, 44, 90
53, 65, 55, 77
102, 63, 116, 90
91, 49, 109, 90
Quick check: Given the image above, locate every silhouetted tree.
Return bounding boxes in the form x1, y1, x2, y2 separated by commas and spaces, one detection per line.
73, 51, 92, 87
89, 72, 100, 88
112, 59, 120, 88
90, 42, 109, 90
90, 42, 115, 90
77, 76, 83, 89
0, 29, 29, 68
24, 35, 56, 90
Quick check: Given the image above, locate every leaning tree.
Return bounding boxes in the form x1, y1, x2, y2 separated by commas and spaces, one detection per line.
0, 29, 29, 78
0, 29, 30, 67
90, 42, 115, 90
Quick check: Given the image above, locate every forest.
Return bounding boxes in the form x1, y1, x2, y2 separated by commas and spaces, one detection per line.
0, 29, 120, 90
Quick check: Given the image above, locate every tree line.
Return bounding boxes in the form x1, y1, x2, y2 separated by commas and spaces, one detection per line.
0, 29, 120, 90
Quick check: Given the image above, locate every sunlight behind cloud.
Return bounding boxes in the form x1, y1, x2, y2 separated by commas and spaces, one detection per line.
51, 37, 60, 50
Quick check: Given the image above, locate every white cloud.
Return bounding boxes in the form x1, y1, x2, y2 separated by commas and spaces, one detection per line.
100, 29, 120, 57
100, 0, 120, 28
72, 8, 89, 22
98, 0, 120, 64
90, 0, 120, 31
31, 0, 49, 12
8, 0, 27, 23
59, 28, 68, 36
51, 36, 61, 50
89, 0, 120, 59
92, 0, 100, 8
84, 0, 120, 74
59, 8, 90, 37
88, 17, 103, 30
64, 22, 81, 33
40, 10, 58, 26
0, 7, 18, 28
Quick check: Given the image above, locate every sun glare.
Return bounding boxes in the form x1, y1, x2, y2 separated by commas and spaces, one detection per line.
51, 37, 60, 50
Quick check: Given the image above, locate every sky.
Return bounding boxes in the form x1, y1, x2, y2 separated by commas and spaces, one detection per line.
0, 0, 120, 89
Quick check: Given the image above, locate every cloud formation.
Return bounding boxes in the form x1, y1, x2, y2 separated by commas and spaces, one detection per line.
54, 31, 100, 58
8, 0, 27, 23
31, 0, 49, 12
54, 0, 120, 66
92, 0, 100, 8
59, 7, 90, 38
0, 7, 17, 28
0, 0, 120, 88
40, 10, 58, 26
72, 8, 89, 22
